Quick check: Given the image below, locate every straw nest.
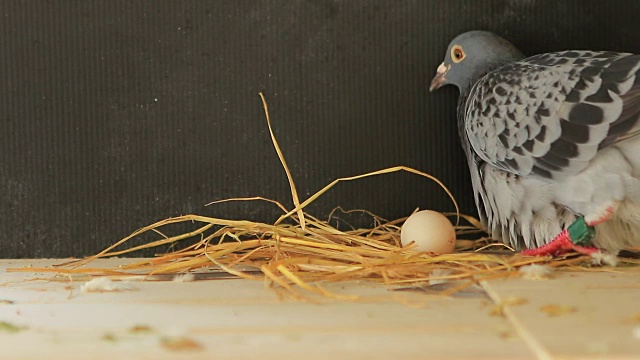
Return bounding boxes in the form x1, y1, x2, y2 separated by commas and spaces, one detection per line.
10, 94, 638, 300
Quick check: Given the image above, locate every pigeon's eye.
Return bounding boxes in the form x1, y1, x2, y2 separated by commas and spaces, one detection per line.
451, 46, 465, 63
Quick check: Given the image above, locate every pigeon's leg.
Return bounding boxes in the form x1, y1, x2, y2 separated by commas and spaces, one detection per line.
584, 203, 619, 227
522, 203, 619, 256
520, 218, 599, 256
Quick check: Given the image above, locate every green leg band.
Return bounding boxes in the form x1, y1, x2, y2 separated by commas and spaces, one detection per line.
567, 216, 596, 246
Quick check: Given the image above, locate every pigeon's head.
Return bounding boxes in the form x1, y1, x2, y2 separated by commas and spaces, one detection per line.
430, 31, 525, 93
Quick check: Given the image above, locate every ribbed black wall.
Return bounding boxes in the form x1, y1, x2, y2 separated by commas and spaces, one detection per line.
1, 1, 640, 257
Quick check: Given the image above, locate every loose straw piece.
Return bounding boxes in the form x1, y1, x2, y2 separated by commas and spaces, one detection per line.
275, 166, 461, 227
259, 92, 306, 230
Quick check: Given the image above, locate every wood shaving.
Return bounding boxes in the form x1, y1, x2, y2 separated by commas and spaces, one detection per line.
160, 336, 203, 351
0, 321, 26, 333
539, 304, 577, 316
129, 325, 154, 334
490, 297, 528, 317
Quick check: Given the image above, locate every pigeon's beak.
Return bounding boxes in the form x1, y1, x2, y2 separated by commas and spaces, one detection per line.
429, 62, 450, 92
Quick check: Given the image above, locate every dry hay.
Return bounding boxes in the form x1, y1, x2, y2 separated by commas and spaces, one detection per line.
8, 93, 638, 301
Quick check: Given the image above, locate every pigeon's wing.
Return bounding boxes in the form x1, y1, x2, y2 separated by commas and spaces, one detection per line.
464, 51, 640, 180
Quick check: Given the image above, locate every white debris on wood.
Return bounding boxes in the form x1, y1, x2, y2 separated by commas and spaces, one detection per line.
590, 252, 619, 267
172, 273, 196, 282
81, 277, 136, 293
428, 269, 453, 286
518, 264, 553, 280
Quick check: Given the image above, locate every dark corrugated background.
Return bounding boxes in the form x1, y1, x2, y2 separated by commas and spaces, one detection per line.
1, 1, 640, 257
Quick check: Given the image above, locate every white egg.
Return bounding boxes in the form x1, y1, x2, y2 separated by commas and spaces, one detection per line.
400, 210, 456, 254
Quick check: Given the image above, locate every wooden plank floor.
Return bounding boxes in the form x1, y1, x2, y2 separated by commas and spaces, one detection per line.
482, 267, 640, 359
0, 259, 637, 359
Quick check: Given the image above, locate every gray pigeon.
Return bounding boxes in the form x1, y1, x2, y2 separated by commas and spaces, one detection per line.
430, 30, 640, 256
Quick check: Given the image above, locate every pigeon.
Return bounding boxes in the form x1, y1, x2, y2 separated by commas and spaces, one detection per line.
430, 30, 640, 256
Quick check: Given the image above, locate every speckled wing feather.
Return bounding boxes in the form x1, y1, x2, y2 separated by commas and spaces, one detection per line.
464, 51, 640, 180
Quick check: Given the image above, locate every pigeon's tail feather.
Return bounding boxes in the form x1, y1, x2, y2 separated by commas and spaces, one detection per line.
595, 203, 640, 254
